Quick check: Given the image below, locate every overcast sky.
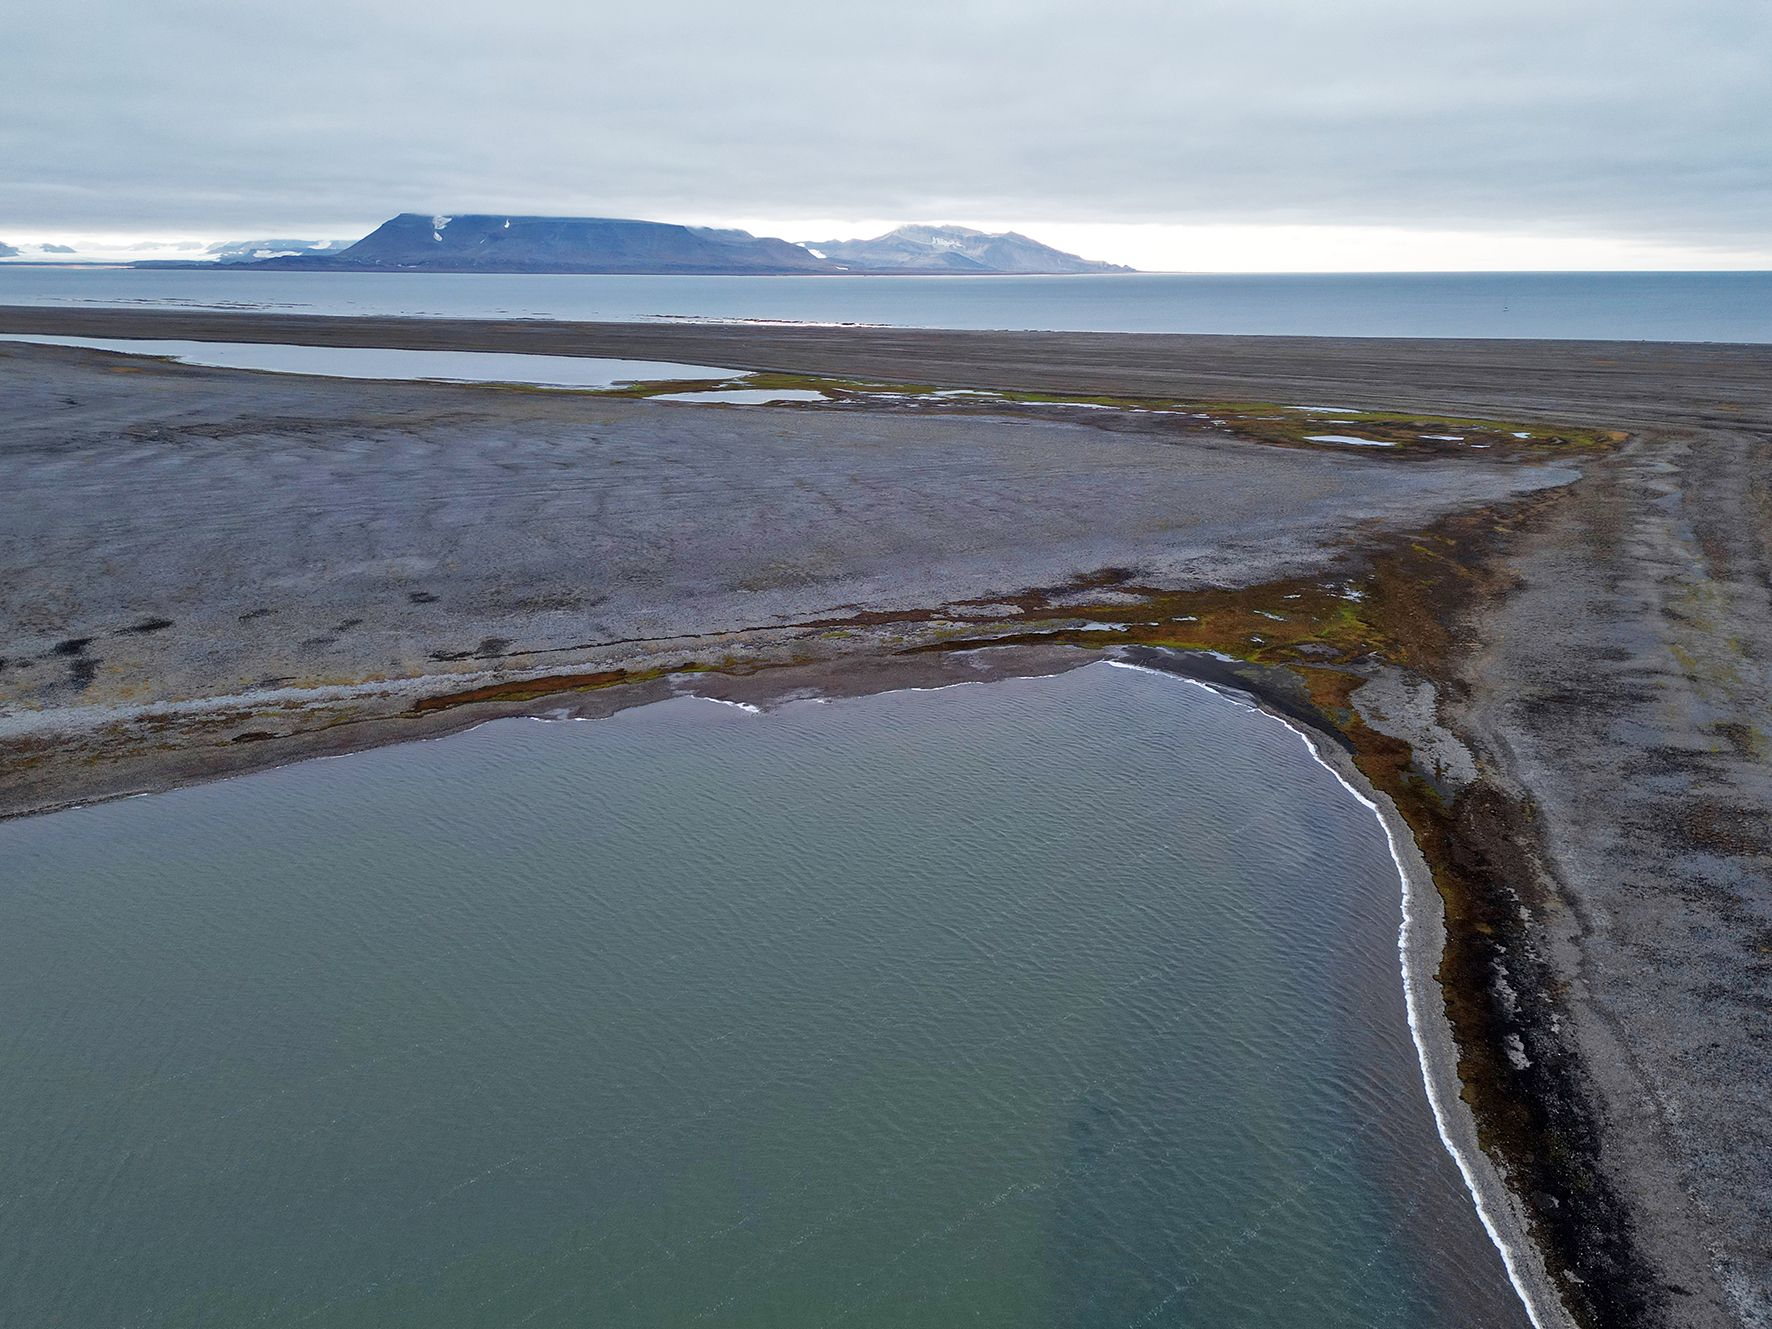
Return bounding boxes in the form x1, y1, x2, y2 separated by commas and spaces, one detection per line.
4, 0, 1769, 269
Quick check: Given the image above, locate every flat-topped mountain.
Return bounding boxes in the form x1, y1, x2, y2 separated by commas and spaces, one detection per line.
806, 224, 1132, 274
254, 214, 834, 275
228, 213, 1132, 275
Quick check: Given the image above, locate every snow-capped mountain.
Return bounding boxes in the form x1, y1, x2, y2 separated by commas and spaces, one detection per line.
205, 239, 350, 264
804, 225, 1132, 274
122, 215, 1133, 276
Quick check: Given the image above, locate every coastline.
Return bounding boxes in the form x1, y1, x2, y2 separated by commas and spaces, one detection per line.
0, 632, 1570, 1325
1103, 657, 1564, 1329
4, 322, 1769, 1327
0, 646, 1538, 1326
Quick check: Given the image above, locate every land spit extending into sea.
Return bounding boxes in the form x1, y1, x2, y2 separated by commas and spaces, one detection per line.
2, 310, 1769, 1329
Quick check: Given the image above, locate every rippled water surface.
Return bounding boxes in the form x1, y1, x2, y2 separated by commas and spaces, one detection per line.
0, 664, 1529, 1327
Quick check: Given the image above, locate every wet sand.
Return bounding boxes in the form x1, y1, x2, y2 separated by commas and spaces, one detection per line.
2, 311, 1769, 1329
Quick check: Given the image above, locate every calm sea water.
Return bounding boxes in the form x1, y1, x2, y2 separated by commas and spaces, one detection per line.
0, 665, 1529, 1328
3, 266, 1769, 341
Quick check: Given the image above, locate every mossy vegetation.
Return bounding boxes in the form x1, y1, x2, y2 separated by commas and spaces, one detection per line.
411, 666, 642, 711
600, 370, 1626, 455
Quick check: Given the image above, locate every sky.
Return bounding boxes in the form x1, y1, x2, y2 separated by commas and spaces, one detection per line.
3, 0, 1769, 271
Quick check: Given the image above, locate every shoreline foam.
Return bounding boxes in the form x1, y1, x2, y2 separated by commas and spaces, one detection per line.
1103, 658, 1566, 1329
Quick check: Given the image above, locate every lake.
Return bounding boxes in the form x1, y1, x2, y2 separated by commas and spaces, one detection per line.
0, 663, 1530, 1328
3, 266, 1769, 342
0, 334, 736, 389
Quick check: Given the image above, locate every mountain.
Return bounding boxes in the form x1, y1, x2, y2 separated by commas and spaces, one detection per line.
209, 213, 1133, 276
206, 238, 349, 264
0, 241, 18, 258
250, 214, 834, 274
804, 224, 1132, 274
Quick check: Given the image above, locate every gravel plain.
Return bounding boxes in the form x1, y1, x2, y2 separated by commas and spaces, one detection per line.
2, 310, 1769, 1329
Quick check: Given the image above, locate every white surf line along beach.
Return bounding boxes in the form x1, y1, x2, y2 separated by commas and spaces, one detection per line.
1102, 657, 1562, 1329
5, 635, 1561, 1323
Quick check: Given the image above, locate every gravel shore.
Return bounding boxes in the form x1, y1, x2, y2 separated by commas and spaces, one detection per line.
2, 312, 1768, 1329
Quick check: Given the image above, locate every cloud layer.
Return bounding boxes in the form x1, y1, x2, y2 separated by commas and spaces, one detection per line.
5, 0, 1768, 253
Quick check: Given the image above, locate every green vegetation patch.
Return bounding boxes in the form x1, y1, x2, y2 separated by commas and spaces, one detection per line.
600, 370, 1625, 454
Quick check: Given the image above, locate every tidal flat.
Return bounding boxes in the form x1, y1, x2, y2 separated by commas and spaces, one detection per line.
2, 315, 1770, 1329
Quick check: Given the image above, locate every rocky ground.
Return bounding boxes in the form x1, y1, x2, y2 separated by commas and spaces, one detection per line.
2, 314, 1768, 1329
0, 341, 1564, 809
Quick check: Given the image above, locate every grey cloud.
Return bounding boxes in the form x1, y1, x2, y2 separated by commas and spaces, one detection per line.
3, 0, 1768, 249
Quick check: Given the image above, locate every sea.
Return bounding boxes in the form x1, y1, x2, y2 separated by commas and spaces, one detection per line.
0, 665, 1533, 1328
2, 265, 1769, 341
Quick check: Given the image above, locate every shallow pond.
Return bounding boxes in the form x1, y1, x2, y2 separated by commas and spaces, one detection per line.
0, 333, 735, 389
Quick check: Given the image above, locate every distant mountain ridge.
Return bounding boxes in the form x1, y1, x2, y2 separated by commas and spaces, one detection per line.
224, 213, 1131, 275
252, 214, 835, 275
804, 224, 1132, 274
207, 239, 349, 264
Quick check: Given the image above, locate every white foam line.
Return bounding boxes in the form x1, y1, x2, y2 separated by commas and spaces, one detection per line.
894, 665, 1077, 697
1102, 658, 1551, 1329
691, 695, 762, 714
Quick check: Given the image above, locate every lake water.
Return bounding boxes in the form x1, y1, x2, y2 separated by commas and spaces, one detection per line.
0, 334, 735, 389
0, 664, 1530, 1328
3, 266, 1769, 342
